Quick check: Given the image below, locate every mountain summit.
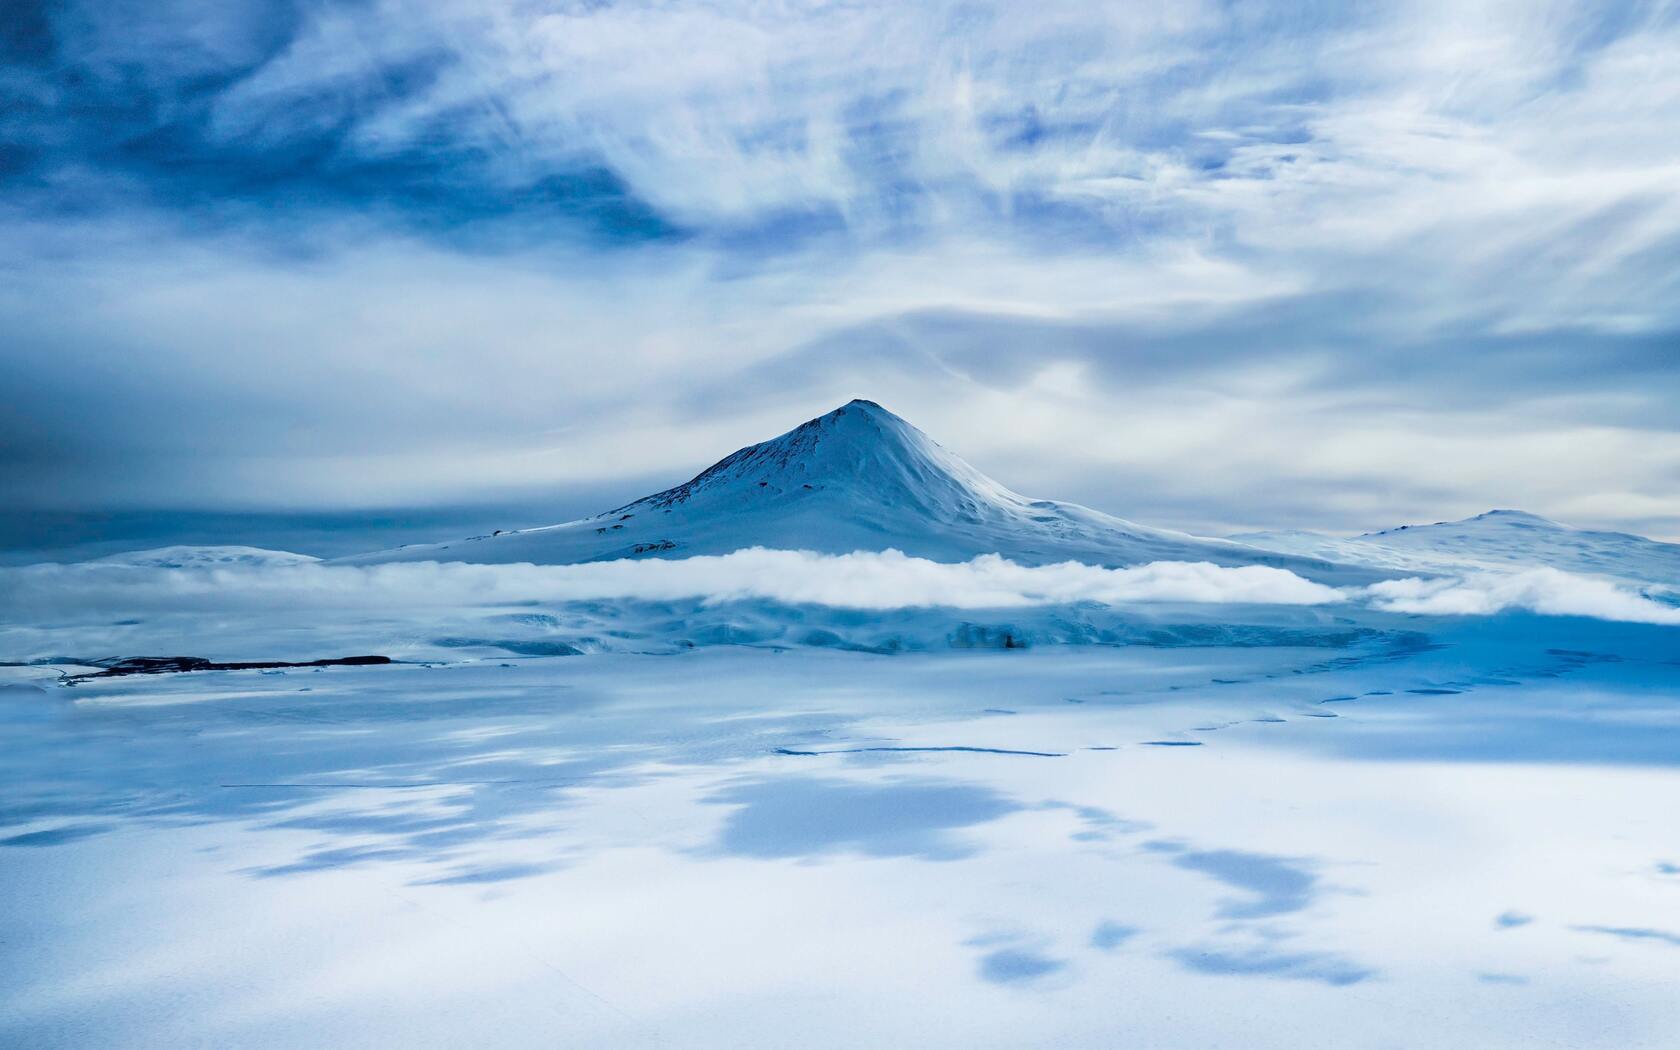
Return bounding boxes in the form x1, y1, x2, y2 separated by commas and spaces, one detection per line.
350, 400, 1357, 577
622, 400, 1034, 525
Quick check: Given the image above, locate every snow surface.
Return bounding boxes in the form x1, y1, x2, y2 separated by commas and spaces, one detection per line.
3, 615, 1679, 1049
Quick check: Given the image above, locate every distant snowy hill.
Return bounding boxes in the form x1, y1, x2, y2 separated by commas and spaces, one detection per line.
91, 545, 321, 569
350, 400, 1365, 580
1234, 510, 1680, 586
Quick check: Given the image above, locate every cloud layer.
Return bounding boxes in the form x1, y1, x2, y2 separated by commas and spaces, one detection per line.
0, 549, 1342, 615
4, 2, 1680, 539
3, 548, 1676, 626
1367, 569, 1680, 625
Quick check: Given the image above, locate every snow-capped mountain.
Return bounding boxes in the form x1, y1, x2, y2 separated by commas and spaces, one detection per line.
90, 546, 321, 569
350, 400, 1365, 579
1234, 509, 1680, 586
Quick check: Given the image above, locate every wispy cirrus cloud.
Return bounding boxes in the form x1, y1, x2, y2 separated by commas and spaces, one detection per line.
3, 1, 1679, 540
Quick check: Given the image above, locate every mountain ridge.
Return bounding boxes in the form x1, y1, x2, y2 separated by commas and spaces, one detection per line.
1235, 510, 1680, 585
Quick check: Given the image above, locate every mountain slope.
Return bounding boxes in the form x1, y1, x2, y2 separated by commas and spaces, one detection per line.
350, 400, 1366, 580
1234, 510, 1680, 586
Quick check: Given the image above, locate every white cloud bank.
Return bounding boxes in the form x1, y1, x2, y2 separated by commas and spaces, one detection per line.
3, 550, 1676, 627
1366, 569, 1680, 626
0, 549, 1340, 615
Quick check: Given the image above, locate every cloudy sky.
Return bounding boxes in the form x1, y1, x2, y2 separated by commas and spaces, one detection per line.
3, 0, 1678, 548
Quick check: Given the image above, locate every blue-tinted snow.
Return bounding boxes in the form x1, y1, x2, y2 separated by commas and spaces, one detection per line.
2, 605, 1678, 1047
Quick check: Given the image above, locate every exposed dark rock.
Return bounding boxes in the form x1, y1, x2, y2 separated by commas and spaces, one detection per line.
66, 655, 391, 681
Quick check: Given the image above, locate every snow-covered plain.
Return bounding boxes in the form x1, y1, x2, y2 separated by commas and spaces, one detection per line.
4, 402, 1680, 1048
4, 615, 1680, 1049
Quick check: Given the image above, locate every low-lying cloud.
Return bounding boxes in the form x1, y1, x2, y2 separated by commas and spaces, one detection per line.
0, 548, 1341, 616
4, 549, 1676, 628
1366, 569, 1680, 626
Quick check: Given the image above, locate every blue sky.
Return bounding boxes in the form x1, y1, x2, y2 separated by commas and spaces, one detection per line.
3, 0, 1679, 542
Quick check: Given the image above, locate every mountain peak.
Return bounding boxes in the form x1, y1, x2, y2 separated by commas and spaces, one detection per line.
1469, 509, 1557, 525
811, 397, 910, 433
623, 398, 1015, 517
1366, 508, 1561, 537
